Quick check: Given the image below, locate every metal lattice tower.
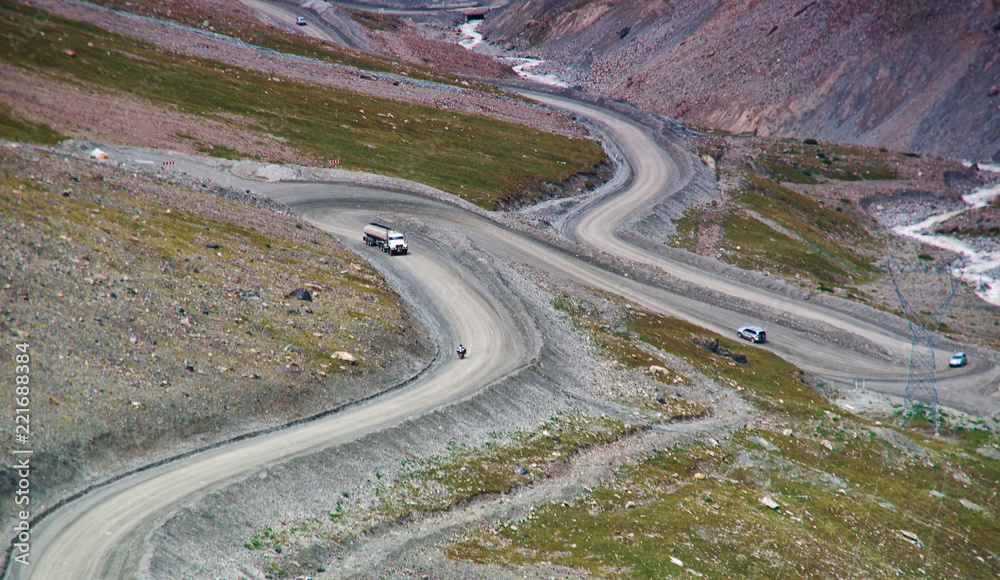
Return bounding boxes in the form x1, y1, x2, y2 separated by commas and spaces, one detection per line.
885, 256, 963, 432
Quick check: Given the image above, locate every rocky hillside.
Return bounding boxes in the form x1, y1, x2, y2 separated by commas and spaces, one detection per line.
0, 142, 435, 524
483, 0, 1000, 163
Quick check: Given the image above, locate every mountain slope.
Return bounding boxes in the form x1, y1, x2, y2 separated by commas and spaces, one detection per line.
484, 0, 1000, 162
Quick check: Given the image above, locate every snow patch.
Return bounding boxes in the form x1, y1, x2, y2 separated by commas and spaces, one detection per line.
963, 160, 1000, 174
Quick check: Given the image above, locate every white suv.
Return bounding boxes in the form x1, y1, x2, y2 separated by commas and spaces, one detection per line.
737, 326, 766, 343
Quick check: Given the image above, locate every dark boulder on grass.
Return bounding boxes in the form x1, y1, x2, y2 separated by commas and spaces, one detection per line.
690, 334, 748, 364
285, 288, 312, 302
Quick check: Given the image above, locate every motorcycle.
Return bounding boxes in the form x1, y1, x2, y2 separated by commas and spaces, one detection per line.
457, 344, 467, 359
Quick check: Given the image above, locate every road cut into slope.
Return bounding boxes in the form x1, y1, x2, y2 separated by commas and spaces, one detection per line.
523, 91, 1000, 406
12, 191, 533, 579
9, 92, 999, 579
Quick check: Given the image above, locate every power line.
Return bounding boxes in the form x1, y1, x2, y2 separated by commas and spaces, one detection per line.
884, 255, 964, 434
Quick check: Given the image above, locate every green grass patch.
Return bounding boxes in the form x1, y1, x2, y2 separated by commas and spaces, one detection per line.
552, 294, 690, 383
743, 173, 878, 261
376, 413, 637, 522
552, 290, 804, 415
242, 413, 648, 555
671, 136, 898, 301
0, 153, 401, 374
449, 420, 1000, 579
551, 289, 821, 418
448, 289, 1000, 578
723, 211, 855, 282
554, 287, 829, 413
706, 173, 880, 291
758, 139, 898, 183
667, 209, 698, 251
85, 0, 457, 84
626, 310, 828, 415
0, 104, 65, 144
0, 1, 605, 209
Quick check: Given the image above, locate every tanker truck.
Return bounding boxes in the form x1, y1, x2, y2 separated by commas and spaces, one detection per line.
363, 223, 408, 255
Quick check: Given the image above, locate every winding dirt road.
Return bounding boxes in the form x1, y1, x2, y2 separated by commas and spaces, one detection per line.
13, 192, 532, 579
528, 93, 1000, 404
8, 94, 999, 579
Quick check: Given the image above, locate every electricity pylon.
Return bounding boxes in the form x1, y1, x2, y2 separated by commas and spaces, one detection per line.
885, 255, 963, 432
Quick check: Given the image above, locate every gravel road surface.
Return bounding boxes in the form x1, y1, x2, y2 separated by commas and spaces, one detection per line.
9, 92, 999, 580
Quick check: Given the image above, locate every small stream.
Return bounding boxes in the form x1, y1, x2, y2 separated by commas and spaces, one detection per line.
503, 57, 569, 87
893, 165, 1000, 307
457, 19, 483, 49
457, 19, 568, 87
456, 17, 996, 304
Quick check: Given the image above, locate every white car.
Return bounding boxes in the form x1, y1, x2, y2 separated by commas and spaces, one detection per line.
737, 326, 766, 343
948, 352, 967, 367
296, 16, 307, 26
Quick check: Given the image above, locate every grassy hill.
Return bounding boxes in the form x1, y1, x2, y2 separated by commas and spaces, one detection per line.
0, 0, 604, 209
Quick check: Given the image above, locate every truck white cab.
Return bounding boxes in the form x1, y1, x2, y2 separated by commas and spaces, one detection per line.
363, 223, 408, 255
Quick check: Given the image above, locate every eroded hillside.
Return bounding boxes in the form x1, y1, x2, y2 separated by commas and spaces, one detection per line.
483, 0, 1000, 162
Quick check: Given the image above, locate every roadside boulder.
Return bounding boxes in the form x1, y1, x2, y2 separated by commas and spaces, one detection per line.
691, 335, 719, 352
235, 289, 261, 299
716, 346, 748, 364
959, 498, 986, 513
750, 436, 779, 452
976, 447, 1000, 461
331, 351, 356, 363
898, 529, 923, 548
759, 496, 780, 510
285, 288, 312, 302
